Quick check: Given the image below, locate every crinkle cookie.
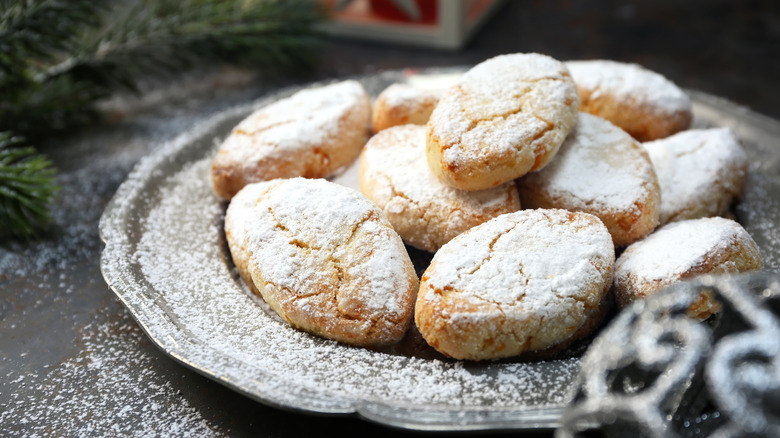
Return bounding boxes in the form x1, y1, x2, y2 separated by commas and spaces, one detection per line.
359, 125, 521, 253
518, 112, 661, 247
372, 83, 442, 133
225, 178, 419, 347
612, 217, 763, 320
643, 127, 748, 225
211, 80, 371, 200
566, 59, 692, 141
415, 209, 615, 361
426, 53, 580, 191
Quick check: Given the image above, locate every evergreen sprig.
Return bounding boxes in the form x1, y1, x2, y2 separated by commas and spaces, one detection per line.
0, 0, 105, 76
0, 132, 60, 238
0, 0, 109, 142
0, 0, 324, 238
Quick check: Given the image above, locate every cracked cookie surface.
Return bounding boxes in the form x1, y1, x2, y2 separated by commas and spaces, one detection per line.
211, 80, 371, 200
425, 53, 579, 191
518, 112, 661, 247
415, 209, 614, 361
567, 59, 692, 141
225, 178, 418, 347
643, 127, 748, 226
359, 124, 520, 253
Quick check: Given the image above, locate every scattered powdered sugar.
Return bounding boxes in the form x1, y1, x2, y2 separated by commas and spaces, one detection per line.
736, 166, 780, 270
643, 127, 748, 224
614, 217, 757, 281
0, 312, 217, 437
124, 156, 581, 412
522, 112, 657, 212
566, 59, 691, 115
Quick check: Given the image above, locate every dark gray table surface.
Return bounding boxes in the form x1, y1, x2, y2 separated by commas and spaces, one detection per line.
2, 1, 779, 436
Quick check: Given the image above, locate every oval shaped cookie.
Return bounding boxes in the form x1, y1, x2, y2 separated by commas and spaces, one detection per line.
426, 53, 580, 191
415, 209, 615, 361
643, 127, 748, 225
566, 59, 692, 141
372, 83, 442, 133
211, 80, 371, 200
612, 217, 763, 320
359, 125, 521, 253
225, 178, 419, 347
518, 112, 661, 247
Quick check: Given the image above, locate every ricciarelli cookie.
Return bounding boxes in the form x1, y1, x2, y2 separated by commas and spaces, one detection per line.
211, 80, 371, 200
225, 177, 418, 348
415, 209, 615, 361
426, 53, 580, 191
643, 127, 748, 225
518, 112, 661, 247
566, 60, 692, 141
372, 83, 442, 133
612, 217, 763, 320
359, 124, 521, 253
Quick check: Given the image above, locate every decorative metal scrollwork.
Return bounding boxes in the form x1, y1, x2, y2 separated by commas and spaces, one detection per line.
558, 272, 780, 438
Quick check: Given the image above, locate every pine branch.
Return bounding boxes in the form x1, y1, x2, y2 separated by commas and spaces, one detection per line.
0, 74, 105, 143
0, 0, 324, 238
0, 0, 324, 141
0, 132, 60, 238
56, 0, 325, 91
0, 0, 110, 141
0, 0, 106, 76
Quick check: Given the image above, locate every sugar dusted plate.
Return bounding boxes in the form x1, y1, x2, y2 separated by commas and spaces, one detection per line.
99, 68, 780, 432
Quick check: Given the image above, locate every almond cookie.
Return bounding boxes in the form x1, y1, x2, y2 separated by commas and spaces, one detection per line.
225, 177, 418, 348
643, 127, 748, 225
372, 83, 442, 133
211, 80, 371, 200
566, 59, 692, 141
359, 125, 521, 253
426, 53, 580, 191
415, 209, 615, 361
612, 217, 763, 320
518, 112, 661, 247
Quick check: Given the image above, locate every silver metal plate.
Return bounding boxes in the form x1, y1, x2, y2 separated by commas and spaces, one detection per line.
99, 68, 780, 432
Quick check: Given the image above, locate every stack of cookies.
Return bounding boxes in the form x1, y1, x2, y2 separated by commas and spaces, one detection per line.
211, 53, 763, 361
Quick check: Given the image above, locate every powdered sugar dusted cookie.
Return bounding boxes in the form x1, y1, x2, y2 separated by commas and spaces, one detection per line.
518, 112, 661, 247
613, 217, 763, 320
225, 178, 418, 347
359, 125, 521, 253
567, 60, 692, 141
211, 80, 371, 200
426, 53, 580, 191
372, 83, 442, 133
415, 209, 614, 361
643, 127, 748, 225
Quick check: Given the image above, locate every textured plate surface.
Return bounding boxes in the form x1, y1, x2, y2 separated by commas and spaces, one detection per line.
99, 69, 780, 432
